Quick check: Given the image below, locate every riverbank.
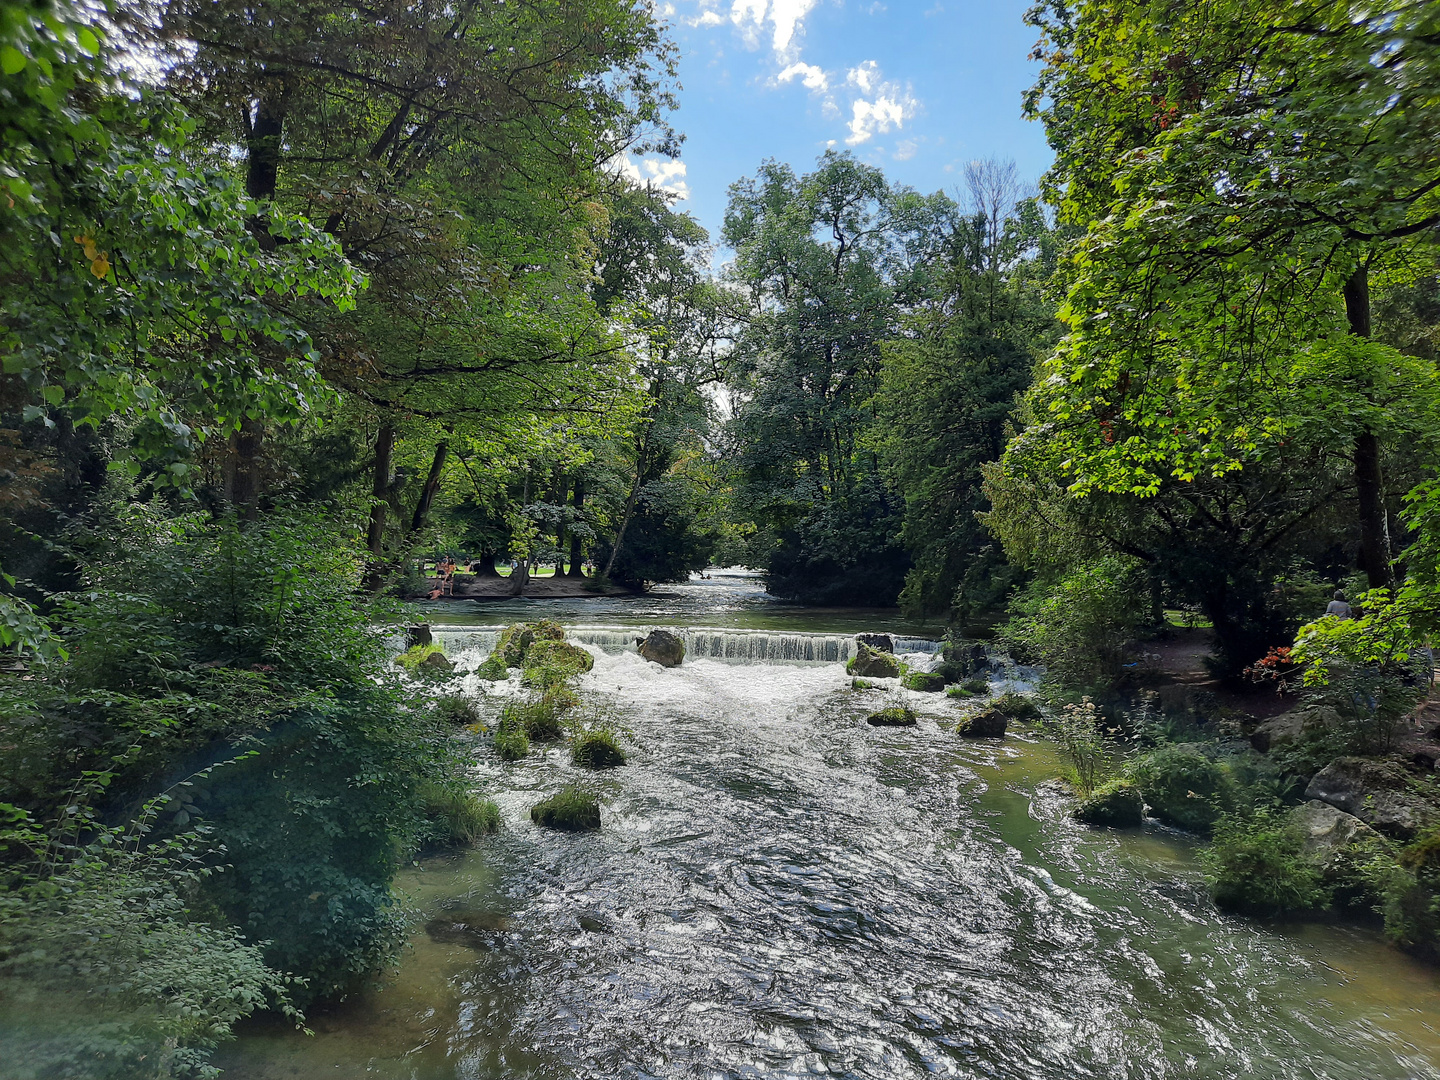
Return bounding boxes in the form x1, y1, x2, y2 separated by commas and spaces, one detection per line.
410, 574, 643, 600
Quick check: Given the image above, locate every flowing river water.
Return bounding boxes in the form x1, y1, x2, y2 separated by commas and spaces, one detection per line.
222, 573, 1440, 1079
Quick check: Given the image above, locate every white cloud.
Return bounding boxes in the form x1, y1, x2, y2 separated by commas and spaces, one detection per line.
842, 61, 916, 145
776, 61, 829, 92
768, 0, 819, 56
893, 139, 918, 161
720, 0, 818, 59
695, 9, 725, 25
617, 156, 692, 201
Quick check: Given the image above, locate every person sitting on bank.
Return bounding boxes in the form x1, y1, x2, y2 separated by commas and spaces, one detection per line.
1326, 590, 1353, 619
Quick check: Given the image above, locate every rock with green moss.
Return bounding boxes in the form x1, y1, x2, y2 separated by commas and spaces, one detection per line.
494, 727, 529, 761
476, 653, 509, 681
1074, 779, 1144, 827
866, 706, 916, 727
946, 684, 974, 699
847, 644, 901, 679
1128, 744, 1233, 833
396, 643, 449, 673
503, 696, 565, 742
956, 708, 1007, 738
851, 678, 877, 690
496, 620, 566, 667
902, 671, 947, 692
522, 640, 594, 691
572, 728, 626, 769
960, 678, 991, 695
530, 787, 601, 831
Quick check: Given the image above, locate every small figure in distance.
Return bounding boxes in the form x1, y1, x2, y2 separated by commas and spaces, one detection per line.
437, 554, 456, 596
1326, 589, 1353, 619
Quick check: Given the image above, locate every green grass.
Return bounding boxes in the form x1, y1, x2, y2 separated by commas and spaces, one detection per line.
433, 693, 481, 725
476, 654, 509, 681
530, 787, 601, 831
421, 784, 501, 844
572, 728, 626, 768
494, 727, 529, 761
395, 643, 446, 672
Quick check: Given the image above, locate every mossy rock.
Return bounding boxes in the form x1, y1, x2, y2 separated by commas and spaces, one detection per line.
1074, 779, 1144, 827
494, 727, 529, 761
502, 696, 564, 742
960, 678, 991, 696
866, 706, 916, 727
572, 729, 627, 769
396, 643, 449, 673
956, 708, 1007, 738
991, 692, 1040, 721
1128, 744, 1233, 833
496, 620, 566, 667
476, 654, 509, 681
847, 644, 901, 679
946, 684, 974, 699
530, 787, 601, 831
903, 671, 947, 692
851, 678, 877, 690
522, 640, 594, 690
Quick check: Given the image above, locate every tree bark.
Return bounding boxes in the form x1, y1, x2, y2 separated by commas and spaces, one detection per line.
409, 441, 449, 535
244, 90, 288, 249
604, 475, 643, 579
567, 477, 586, 577
1344, 264, 1392, 588
553, 474, 569, 572
364, 424, 394, 590
224, 418, 265, 518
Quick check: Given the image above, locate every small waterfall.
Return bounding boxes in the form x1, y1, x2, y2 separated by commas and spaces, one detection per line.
682, 629, 856, 663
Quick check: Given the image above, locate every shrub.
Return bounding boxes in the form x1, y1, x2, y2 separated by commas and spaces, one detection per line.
503, 697, 564, 741
1369, 827, 1440, 957
1201, 811, 1328, 914
1128, 744, 1233, 833
433, 694, 481, 726
530, 787, 601, 831
572, 728, 627, 769
420, 783, 500, 845
1074, 778, 1144, 827
1047, 698, 1115, 796
476, 653, 509, 681
494, 727, 530, 761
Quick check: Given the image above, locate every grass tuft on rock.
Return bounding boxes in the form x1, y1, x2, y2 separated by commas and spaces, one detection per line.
476, 653, 509, 681
572, 728, 627, 769
433, 693, 482, 726
1074, 778, 1144, 827
502, 696, 564, 741
866, 705, 917, 727
851, 678, 876, 690
902, 671, 947, 692
396, 643, 448, 673
494, 727, 530, 761
530, 787, 601, 831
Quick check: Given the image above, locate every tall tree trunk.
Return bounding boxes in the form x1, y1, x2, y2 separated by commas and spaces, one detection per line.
364, 424, 394, 591
1344, 264, 1392, 588
604, 475, 643, 579
224, 418, 264, 518
245, 89, 288, 247
567, 477, 585, 577
408, 442, 449, 535
553, 474, 569, 572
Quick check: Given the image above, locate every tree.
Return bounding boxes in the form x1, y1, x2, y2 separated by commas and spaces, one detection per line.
723, 152, 955, 605
1023, 0, 1440, 589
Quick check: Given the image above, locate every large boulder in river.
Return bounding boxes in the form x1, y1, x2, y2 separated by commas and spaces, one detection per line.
497, 620, 565, 667
942, 638, 990, 676
848, 643, 901, 679
1304, 757, 1438, 840
1287, 800, 1386, 876
419, 650, 455, 673
1250, 704, 1341, 753
1074, 779, 1144, 827
956, 708, 1007, 739
638, 629, 685, 667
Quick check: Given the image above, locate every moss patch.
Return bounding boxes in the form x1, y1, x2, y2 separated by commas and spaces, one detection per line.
866, 706, 917, 727
902, 671, 947, 692
395, 643, 449, 673
530, 787, 601, 831
496, 620, 566, 667
476, 654, 509, 681
1074, 779, 1144, 827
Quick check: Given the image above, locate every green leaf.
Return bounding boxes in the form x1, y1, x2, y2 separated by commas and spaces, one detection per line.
0, 47, 27, 75
76, 27, 100, 56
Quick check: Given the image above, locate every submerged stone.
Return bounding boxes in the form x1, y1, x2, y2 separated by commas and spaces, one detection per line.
424, 908, 511, 949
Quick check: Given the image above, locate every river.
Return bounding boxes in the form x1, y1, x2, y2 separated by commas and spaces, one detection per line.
220, 572, 1440, 1079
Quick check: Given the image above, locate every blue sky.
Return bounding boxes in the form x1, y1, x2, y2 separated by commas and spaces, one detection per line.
624, 0, 1054, 245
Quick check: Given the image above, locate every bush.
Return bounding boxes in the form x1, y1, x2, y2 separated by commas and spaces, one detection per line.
1128, 744, 1233, 833
572, 728, 627, 769
1047, 698, 1115, 796
1074, 778, 1144, 827
494, 727, 530, 761
433, 694, 481, 726
476, 653, 509, 681
420, 783, 500, 845
1370, 827, 1440, 957
999, 557, 1149, 691
1201, 811, 1328, 914
530, 787, 601, 831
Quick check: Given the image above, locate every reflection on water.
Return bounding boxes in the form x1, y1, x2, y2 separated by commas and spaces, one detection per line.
222, 602, 1440, 1080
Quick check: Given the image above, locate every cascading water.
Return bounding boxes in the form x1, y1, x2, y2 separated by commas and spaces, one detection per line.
229, 582, 1440, 1080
